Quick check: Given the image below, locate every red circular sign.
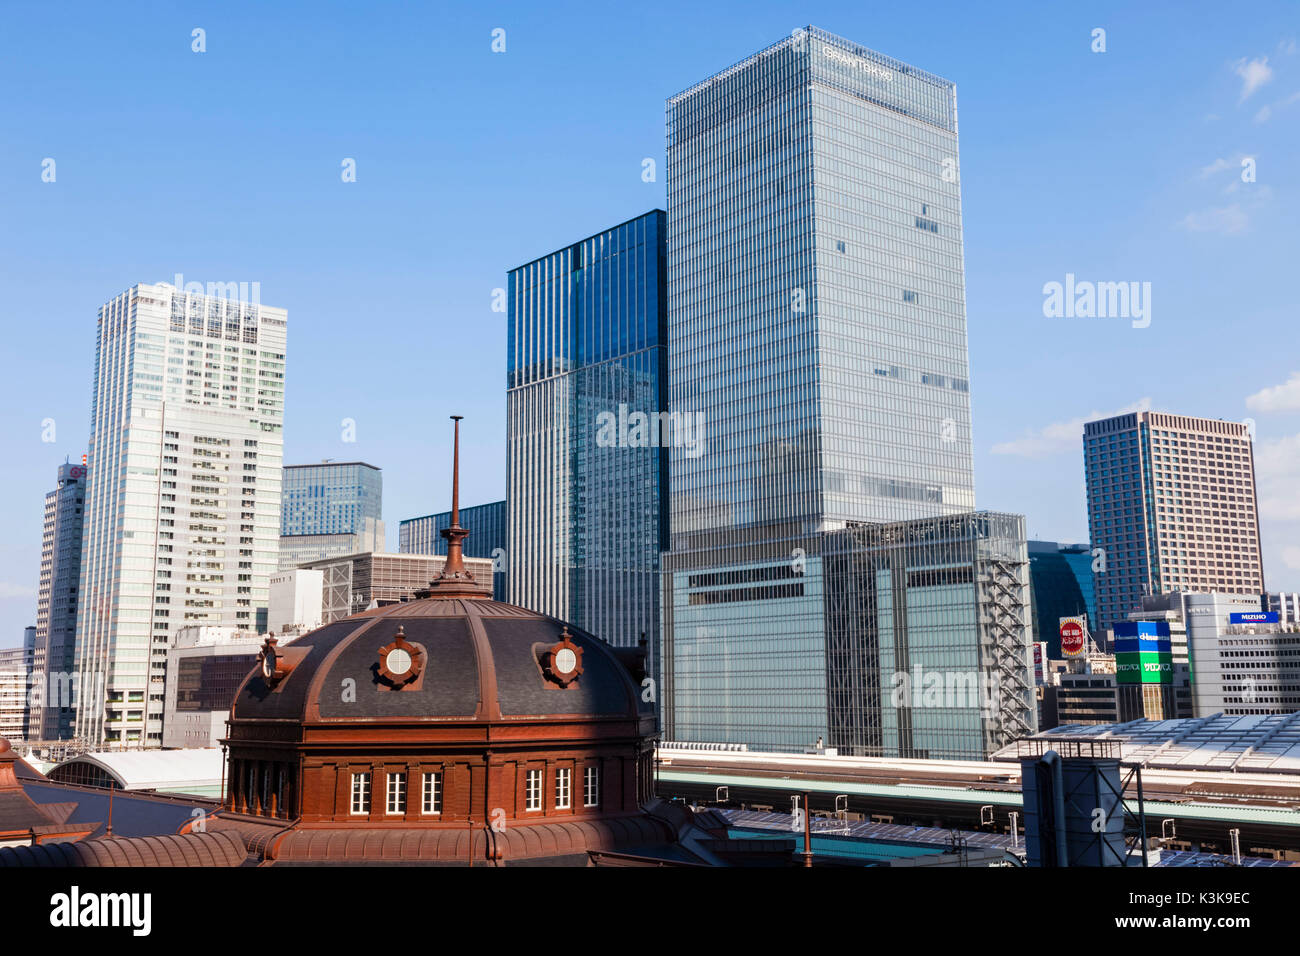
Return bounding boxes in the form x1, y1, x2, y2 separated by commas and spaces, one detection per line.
1060, 620, 1085, 656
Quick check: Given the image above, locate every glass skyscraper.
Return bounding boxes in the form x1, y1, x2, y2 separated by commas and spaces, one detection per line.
74, 282, 285, 748
663, 28, 983, 751
506, 210, 668, 655
400, 499, 507, 600
1028, 540, 1098, 656
32, 461, 88, 741
281, 462, 382, 537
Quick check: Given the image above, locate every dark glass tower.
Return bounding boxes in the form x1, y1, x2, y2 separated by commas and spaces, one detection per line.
506, 210, 668, 656
1028, 541, 1098, 656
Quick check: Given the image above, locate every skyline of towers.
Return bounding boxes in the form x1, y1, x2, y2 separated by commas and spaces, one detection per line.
73, 281, 286, 748
0, 30, 1284, 764
1084, 410, 1264, 635
505, 210, 669, 655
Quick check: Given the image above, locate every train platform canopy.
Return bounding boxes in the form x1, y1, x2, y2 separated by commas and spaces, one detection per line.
991, 714, 1300, 774
46, 748, 224, 796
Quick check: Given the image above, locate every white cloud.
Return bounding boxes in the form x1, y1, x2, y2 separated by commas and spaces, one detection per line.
1247, 372, 1300, 413
1255, 105, 1273, 123
1281, 38, 1296, 56
1255, 433, 1300, 521
1235, 56, 1273, 101
1282, 546, 1300, 573
0, 582, 34, 600
1179, 203, 1248, 234
1198, 156, 1237, 178
991, 398, 1152, 459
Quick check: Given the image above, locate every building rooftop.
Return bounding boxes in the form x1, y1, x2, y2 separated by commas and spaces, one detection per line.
47, 748, 224, 793
991, 715, 1300, 773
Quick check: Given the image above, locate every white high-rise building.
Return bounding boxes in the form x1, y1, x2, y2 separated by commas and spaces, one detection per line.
74, 281, 286, 749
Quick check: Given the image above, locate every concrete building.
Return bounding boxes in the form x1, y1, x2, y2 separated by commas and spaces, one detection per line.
74, 281, 286, 749
506, 210, 668, 652
162, 626, 264, 749
268, 568, 324, 635
400, 500, 506, 601
1083, 411, 1263, 633
31, 461, 87, 741
1182, 593, 1300, 717
661, 28, 982, 753
296, 551, 493, 624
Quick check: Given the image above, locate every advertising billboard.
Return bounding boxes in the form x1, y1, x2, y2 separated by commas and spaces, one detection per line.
1059, 616, 1087, 657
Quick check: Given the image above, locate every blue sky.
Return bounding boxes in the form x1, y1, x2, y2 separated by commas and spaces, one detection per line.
1, 0, 1298, 644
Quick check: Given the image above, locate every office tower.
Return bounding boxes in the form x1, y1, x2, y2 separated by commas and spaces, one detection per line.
506, 210, 668, 652
0, 643, 28, 741
1171, 592, 1298, 717
31, 461, 87, 741
662, 28, 979, 750
1083, 411, 1263, 635
74, 281, 286, 749
279, 462, 384, 570
400, 500, 507, 600
296, 551, 493, 623
162, 625, 264, 748
824, 512, 1034, 759
281, 461, 382, 536
1027, 541, 1097, 657
277, 517, 385, 570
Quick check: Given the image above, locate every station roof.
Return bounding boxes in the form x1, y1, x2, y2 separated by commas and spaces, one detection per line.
992, 714, 1300, 773
49, 748, 223, 792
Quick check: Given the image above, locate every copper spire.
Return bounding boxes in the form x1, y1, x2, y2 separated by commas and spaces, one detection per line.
417, 415, 485, 599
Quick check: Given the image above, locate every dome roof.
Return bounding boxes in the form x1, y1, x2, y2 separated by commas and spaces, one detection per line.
231, 597, 653, 725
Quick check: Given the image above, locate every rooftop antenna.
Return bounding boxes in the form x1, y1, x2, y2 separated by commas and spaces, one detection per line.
105, 779, 115, 839
416, 415, 484, 599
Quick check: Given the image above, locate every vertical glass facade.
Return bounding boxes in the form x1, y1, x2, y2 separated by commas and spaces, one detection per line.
75, 282, 285, 748
281, 462, 382, 536
399, 500, 507, 601
663, 28, 976, 750
1028, 540, 1098, 656
506, 211, 668, 653
824, 512, 1034, 760
33, 461, 87, 740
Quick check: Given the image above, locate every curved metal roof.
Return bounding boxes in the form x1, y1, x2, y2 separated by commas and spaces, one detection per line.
230, 597, 650, 725
48, 748, 223, 792
0, 831, 247, 867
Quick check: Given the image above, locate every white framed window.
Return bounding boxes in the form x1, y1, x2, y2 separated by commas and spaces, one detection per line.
386, 772, 406, 815
422, 771, 442, 815
350, 772, 371, 815
525, 769, 542, 811
555, 767, 571, 810
584, 766, 600, 808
